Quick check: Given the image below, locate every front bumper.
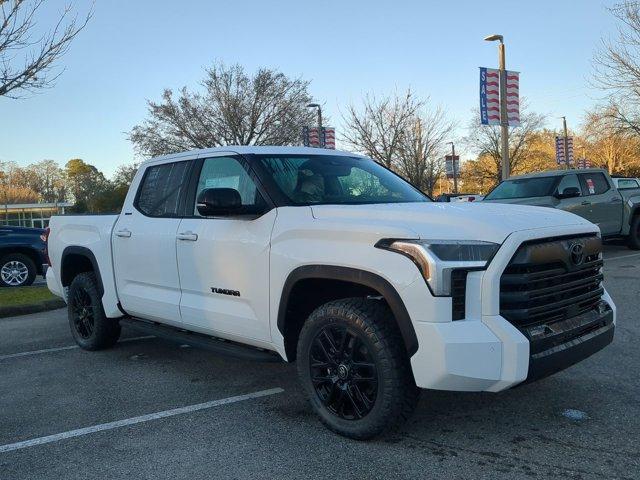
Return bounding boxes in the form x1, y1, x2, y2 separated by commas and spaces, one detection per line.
408, 224, 616, 392
410, 296, 615, 392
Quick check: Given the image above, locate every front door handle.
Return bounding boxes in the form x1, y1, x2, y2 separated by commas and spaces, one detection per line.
177, 231, 198, 241
610, 197, 623, 203
581, 201, 591, 206
115, 229, 132, 238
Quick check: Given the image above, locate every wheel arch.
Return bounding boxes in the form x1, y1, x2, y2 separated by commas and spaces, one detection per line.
60, 246, 104, 297
277, 265, 419, 361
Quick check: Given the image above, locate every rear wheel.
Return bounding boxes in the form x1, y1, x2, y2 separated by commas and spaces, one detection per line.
68, 272, 121, 350
629, 215, 640, 250
0, 253, 36, 287
297, 298, 419, 440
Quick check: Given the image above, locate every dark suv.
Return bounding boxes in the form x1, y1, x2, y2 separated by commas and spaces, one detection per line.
0, 226, 48, 287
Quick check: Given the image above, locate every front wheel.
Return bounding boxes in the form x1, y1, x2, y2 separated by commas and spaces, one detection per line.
68, 272, 121, 350
629, 215, 640, 250
297, 298, 419, 440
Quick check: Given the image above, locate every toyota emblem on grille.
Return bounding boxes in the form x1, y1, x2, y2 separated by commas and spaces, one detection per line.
569, 242, 585, 266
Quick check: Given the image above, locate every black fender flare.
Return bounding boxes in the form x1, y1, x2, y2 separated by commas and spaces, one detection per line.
277, 265, 419, 357
61, 246, 104, 297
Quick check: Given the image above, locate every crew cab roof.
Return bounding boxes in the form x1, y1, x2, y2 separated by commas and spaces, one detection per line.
507, 168, 609, 180
141, 146, 365, 166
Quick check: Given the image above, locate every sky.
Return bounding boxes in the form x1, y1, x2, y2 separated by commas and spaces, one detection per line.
0, 0, 622, 177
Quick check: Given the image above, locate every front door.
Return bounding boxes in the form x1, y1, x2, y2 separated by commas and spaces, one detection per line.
176, 155, 276, 343
555, 174, 588, 218
112, 160, 191, 324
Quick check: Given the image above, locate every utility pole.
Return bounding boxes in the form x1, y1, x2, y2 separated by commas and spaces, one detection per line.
485, 34, 509, 181
447, 142, 458, 194
562, 116, 570, 170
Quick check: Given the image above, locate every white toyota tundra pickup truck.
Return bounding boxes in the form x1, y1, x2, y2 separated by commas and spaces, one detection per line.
46, 146, 616, 439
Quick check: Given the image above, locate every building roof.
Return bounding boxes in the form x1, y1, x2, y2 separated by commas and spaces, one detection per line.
142, 146, 364, 166
2, 202, 73, 210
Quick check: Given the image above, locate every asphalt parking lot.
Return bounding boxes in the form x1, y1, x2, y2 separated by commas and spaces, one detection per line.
1, 246, 639, 480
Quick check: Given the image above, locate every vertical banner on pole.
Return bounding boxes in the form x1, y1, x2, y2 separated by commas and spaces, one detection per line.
480, 67, 500, 125
505, 71, 520, 126
445, 155, 460, 179
480, 67, 520, 126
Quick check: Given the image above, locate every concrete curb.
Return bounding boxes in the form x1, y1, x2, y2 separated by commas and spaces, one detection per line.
0, 299, 66, 319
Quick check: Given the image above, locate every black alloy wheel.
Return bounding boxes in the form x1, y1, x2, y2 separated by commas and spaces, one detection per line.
71, 285, 95, 339
309, 324, 379, 420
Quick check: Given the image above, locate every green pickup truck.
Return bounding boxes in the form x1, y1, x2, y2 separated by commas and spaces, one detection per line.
483, 168, 640, 249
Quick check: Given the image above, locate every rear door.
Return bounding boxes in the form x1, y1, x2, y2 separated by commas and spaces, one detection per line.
578, 172, 623, 235
112, 159, 192, 324
176, 154, 276, 342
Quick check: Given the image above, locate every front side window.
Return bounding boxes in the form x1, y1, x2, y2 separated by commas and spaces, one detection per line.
136, 161, 190, 217
556, 174, 581, 194
579, 173, 610, 195
257, 155, 428, 205
484, 176, 559, 200
194, 156, 266, 216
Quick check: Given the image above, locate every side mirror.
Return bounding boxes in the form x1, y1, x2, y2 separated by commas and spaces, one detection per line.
196, 188, 242, 216
555, 186, 581, 199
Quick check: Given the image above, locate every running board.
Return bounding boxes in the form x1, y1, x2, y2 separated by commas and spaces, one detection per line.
119, 318, 281, 363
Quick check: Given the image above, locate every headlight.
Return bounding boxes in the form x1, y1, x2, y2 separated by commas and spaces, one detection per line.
376, 239, 500, 296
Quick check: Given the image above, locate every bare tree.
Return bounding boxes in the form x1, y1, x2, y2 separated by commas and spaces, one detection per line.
590, 1, 640, 134
583, 104, 640, 173
396, 109, 455, 195
464, 102, 545, 182
341, 90, 423, 169
129, 63, 316, 158
0, 0, 91, 98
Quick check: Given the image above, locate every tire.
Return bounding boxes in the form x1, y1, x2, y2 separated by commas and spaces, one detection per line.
297, 298, 419, 440
629, 215, 640, 250
0, 253, 36, 287
68, 272, 121, 350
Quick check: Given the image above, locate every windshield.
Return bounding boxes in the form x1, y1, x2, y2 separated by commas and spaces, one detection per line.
256, 155, 429, 205
484, 176, 560, 200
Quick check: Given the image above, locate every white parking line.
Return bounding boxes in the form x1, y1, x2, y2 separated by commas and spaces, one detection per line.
0, 336, 154, 361
0, 387, 284, 453
605, 252, 640, 262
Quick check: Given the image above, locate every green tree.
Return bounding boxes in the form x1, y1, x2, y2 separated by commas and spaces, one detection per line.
64, 159, 107, 213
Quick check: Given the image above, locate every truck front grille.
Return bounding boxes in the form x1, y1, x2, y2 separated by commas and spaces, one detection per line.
500, 234, 604, 329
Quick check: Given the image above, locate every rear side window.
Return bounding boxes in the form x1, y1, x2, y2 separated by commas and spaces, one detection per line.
618, 179, 640, 189
136, 161, 191, 217
578, 173, 610, 196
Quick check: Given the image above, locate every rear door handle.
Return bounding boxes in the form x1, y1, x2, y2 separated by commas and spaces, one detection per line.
610, 197, 623, 203
115, 229, 131, 238
581, 201, 591, 206
177, 231, 198, 241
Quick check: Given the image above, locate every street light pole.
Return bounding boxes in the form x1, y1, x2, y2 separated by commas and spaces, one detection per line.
485, 34, 509, 181
447, 141, 458, 194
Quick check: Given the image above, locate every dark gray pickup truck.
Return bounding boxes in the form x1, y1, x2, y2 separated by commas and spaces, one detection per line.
483, 168, 640, 249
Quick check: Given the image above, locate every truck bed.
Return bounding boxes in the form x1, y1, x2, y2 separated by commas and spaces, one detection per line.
46, 214, 122, 317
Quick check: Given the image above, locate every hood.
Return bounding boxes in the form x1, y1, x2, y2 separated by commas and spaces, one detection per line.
482, 196, 556, 207
310, 202, 593, 244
